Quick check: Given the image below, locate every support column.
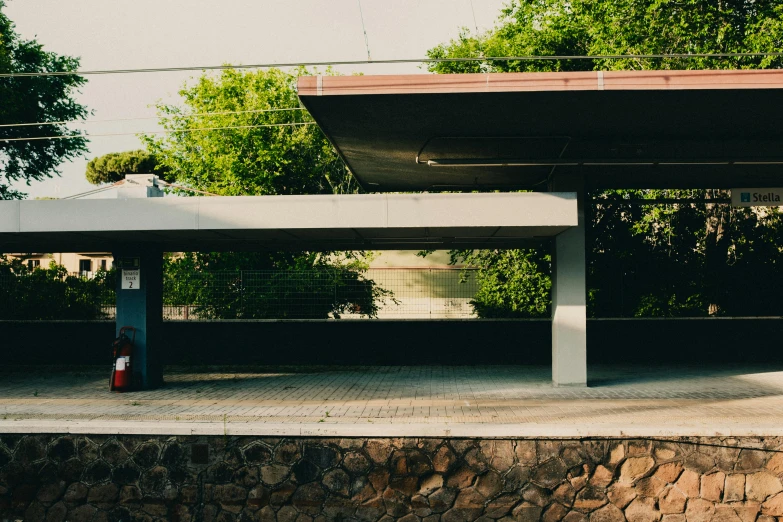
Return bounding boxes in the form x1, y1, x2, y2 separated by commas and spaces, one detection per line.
550, 174, 587, 386
114, 249, 163, 389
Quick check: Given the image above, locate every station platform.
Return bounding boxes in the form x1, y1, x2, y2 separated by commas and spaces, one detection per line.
2, 364, 783, 437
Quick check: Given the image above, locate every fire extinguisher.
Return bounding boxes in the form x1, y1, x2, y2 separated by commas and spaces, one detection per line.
110, 326, 136, 392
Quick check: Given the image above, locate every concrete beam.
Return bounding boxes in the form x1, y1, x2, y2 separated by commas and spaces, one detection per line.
0, 192, 578, 253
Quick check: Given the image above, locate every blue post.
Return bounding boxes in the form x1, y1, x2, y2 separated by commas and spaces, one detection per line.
113, 249, 163, 389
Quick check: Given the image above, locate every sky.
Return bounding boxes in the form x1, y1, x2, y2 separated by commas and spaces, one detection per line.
5, 0, 508, 199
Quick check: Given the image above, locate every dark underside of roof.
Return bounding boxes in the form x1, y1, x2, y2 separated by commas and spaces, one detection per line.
301, 89, 783, 191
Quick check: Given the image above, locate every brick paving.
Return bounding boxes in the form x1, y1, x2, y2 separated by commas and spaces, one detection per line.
2, 364, 783, 435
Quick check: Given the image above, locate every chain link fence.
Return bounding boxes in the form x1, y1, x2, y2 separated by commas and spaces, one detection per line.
0, 268, 479, 320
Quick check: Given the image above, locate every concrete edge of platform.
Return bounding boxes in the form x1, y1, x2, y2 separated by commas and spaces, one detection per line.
3, 420, 783, 438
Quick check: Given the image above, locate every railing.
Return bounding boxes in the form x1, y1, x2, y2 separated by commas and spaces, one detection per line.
160, 268, 478, 320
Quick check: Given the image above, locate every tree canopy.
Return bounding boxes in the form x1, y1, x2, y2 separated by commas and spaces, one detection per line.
142, 68, 382, 319
428, 0, 783, 74
144, 68, 356, 196
427, 0, 783, 318
85, 150, 164, 185
0, 1, 88, 199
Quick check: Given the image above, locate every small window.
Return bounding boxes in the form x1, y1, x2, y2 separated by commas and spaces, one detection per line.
79, 259, 92, 274
101, 260, 107, 271
27, 260, 40, 269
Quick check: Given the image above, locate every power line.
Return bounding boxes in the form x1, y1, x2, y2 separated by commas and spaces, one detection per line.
1, 122, 317, 143
357, 0, 371, 61
0, 107, 307, 130
2, 53, 782, 78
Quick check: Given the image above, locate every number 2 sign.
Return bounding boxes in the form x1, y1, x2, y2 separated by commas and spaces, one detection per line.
122, 269, 140, 290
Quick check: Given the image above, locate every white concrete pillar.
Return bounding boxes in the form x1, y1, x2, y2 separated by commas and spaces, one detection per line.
550, 174, 587, 386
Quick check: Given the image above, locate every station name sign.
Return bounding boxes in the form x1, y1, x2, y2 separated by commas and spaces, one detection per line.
731, 188, 783, 207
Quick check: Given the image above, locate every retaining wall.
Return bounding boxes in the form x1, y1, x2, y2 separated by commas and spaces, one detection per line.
2, 435, 783, 521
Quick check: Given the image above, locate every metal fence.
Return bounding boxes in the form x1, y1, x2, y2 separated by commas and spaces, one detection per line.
161, 268, 479, 320
0, 268, 479, 320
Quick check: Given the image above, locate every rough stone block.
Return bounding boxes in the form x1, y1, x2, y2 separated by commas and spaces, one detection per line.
515, 441, 537, 466
484, 493, 520, 519
428, 487, 458, 513
701, 471, 725, 502
674, 469, 699, 498
365, 440, 394, 465
607, 444, 625, 468
623, 496, 659, 522
711, 506, 743, 522
504, 465, 531, 492
589, 503, 625, 522
765, 453, 783, 475
323, 468, 351, 497
660, 515, 685, 522
745, 472, 783, 502
736, 450, 767, 471
292, 483, 326, 516
447, 466, 477, 489
573, 486, 608, 513
618, 457, 655, 484
433, 445, 457, 474
653, 462, 684, 484
607, 483, 636, 509
511, 502, 543, 522
476, 470, 502, 498
627, 441, 652, 457
636, 476, 667, 498
589, 466, 613, 488
542, 502, 569, 522
553, 483, 577, 506
562, 511, 588, 522
659, 485, 686, 514
684, 498, 715, 522
761, 491, 783, 516
534, 459, 568, 489
724, 474, 745, 502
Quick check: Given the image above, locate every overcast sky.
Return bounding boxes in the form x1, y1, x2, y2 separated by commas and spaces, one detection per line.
5, 0, 508, 198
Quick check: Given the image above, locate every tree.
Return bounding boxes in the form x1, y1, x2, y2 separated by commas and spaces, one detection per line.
0, 256, 114, 320
428, 0, 783, 318
144, 68, 355, 196
144, 68, 384, 318
0, 1, 88, 199
85, 150, 164, 185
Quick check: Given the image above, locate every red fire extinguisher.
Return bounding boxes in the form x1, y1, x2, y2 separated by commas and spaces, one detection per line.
110, 326, 136, 392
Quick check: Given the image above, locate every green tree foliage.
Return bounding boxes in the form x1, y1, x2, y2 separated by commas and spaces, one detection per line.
449, 249, 552, 318
164, 253, 389, 319
428, 0, 783, 74
0, 256, 115, 320
85, 150, 164, 185
428, 0, 783, 317
144, 68, 355, 196
0, 1, 88, 199
144, 68, 381, 318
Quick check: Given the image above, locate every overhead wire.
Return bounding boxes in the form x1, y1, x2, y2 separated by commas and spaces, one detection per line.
0, 122, 317, 143
357, 0, 372, 61
1, 53, 783, 78
0, 107, 308, 130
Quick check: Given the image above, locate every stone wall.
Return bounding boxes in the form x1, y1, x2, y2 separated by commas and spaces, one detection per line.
2, 435, 783, 522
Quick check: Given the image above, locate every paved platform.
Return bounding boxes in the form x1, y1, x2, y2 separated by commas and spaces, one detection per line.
2, 364, 783, 437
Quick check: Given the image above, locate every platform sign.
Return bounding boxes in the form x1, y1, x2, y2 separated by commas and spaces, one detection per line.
732, 188, 783, 207
122, 269, 140, 290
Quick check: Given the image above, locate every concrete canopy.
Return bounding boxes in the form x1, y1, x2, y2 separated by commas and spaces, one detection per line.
298, 70, 783, 191
0, 192, 576, 253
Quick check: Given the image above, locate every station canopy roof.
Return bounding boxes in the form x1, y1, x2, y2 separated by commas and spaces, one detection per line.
0, 192, 576, 253
298, 70, 783, 191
